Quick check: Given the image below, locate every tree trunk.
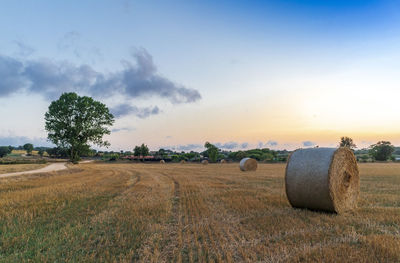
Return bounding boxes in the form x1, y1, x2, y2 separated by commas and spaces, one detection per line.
70, 146, 79, 164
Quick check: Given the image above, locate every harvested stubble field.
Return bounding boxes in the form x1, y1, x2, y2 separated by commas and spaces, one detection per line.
0, 163, 47, 174
0, 162, 399, 262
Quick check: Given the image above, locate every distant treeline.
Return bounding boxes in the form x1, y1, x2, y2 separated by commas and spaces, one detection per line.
2, 143, 400, 163
99, 147, 291, 163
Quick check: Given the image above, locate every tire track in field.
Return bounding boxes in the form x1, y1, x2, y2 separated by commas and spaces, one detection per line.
169, 171, 216, 262
90, 168, 141, 224
159, 172, 181, 219
161, 169, 221, 262
159, 172, 183, 262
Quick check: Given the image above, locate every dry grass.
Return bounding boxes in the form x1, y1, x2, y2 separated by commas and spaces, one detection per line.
0, 163, 48, 174
10, 150, 42, 156
0, 163, 399, 262
10, 150, 28, 155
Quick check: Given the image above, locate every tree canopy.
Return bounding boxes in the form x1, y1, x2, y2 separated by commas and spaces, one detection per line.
45, 92, 114, 163
340, 136, 356, 149
23, 143, 34, 155
369, 141, 394, 161
133, 144, 150, 161
0, 146, 12, 158
204, 142, 219, 163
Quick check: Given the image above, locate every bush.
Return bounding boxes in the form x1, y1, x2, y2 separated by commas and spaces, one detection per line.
0, 146, 12, 158
109, 154, 120, 161
102, 153, 120, 161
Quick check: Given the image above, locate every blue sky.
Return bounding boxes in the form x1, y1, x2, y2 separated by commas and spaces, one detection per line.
1, 0, 400, 151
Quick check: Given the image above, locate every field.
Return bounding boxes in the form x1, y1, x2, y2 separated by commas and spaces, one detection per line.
8, 150, 45, 157
9, 150, 36, 156
0, 163, 48, 174
0, 162, 399, 262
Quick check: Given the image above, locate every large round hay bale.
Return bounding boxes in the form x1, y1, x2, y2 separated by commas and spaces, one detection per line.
160, 160, 165, 164
239, 158, 257, 171
201, 160, 209, 165
180, 160, 186, 164
285, 147, 359, 213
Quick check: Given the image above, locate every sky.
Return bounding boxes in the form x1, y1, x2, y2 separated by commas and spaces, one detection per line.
1, 0, 400, 151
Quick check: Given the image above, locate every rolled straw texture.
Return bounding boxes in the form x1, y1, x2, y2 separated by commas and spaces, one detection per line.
239, 158, 258, 171
285, 147, 359, 213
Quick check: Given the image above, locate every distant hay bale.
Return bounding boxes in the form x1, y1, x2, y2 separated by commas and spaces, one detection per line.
285, 147, 359, 213
239, 158, 257, 171
220, 159, 227, 163
202, 160, 209, 165
180, 160, 186, 164
160, 160, 165, 164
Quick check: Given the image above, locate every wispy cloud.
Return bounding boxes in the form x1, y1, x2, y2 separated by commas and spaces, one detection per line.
57, 31, 102, 63
265, 140, 278, 147
164, 144, 203, 152
14, 40, 35, 57
0, 136, 53, 147
111, 127, 135, 133
177, 144, 203, 151
302, 141, 316, 147
215, 141, 239, 150
0, 48, 201, 119
241, 142, 249, 149
110, 104, 160, 118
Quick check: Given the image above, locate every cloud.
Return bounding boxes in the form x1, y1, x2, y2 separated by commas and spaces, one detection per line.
111, 104, 160, 118
0, 56, 26, 96
241, 142, 249, 149
215, 141, 239, 150
222, 142, 239, 149
302, 141, 316, 147
14, 41, 35, 57
95, 48, 201, 104
23, 59, 97, 100
58, 31, 81, 51
0, 48, 201, 118
111, 127, 135, 133
265, 140, 278, 147
0, 136, 53, 147
57, 31, 102, 63
175, 144, 203, 151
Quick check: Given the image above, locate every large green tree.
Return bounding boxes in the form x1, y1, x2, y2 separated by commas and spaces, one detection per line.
133, 143, 149, 161
45, 92, 114, 163
133, 146, 141, 157
204, 142, 219, 163
23, 143, 34, 155
369, 141, 395, 161
140, 144, 149, 158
